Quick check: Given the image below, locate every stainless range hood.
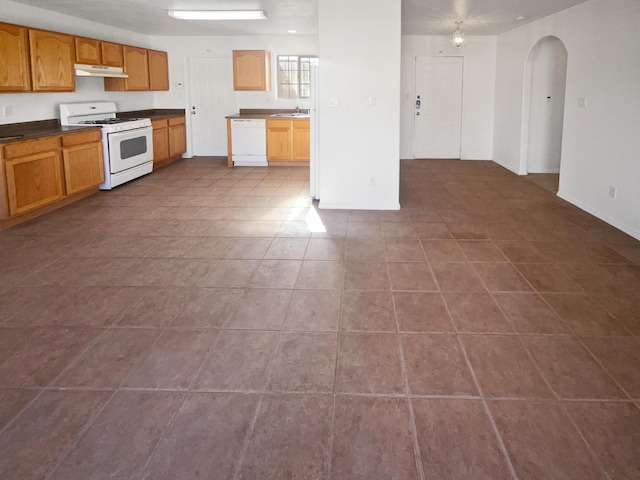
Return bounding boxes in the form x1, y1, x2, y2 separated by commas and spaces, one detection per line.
74, 64, 129, 78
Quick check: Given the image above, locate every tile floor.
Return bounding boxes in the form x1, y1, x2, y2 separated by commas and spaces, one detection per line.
0, 158, 639, 479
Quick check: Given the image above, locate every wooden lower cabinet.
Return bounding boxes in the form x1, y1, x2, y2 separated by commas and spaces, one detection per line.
1, 130, 103, 224
266, 118, 310, 162
151, 116, 186, 167
5, 150, 64, 216
62, 142, 104, 195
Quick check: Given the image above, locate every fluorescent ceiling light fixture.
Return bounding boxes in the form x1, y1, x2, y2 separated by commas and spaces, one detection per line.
168, 10, 268, 20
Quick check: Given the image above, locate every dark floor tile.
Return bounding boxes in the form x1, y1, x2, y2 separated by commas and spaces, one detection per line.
347, 221, 382, 238
171, 288, 242, 328
444, 293, 512, 333
226, 289, 292, 330
341, 290, 396, 331
142, 393, 258, 480
238, 395, 332, 479
0, 327, 101, 387
384, 239, 426, 262
336, 333, 404, 394
284, 290, 341, 331
389, 262, 438, 291
421, 240, 466, 261
248, 259, 301, 288
495, 240, 550, 263
0, 388, 38, 430
474, 263, 533, 292
564, 401, 640, 479
459, 240, 507, 262
402, 334, 477, 396
492, 293, 569, 334
53, 328, 160, 388
49, 391, 184, 480
430, 261, 485, 292
414, 222, 453, 240
344, 261, 389, 290
117, 287, 190, 327
156, 258, 218, 286
331, 396, 419, 480
461, 335, 553, 398
393, 292, 453, 332
580, 337, 640, 398
183, 236, 234, 258
296, 260, 344, 290
195, 330, 278, 391
123, 330, 216, 389
200, 259, 260, 288
305, 238, 345, 260
0, 390, 111, 480
489, 400, 606, 480
413, 398, 512, 479
224, 237, 272, 259
266, 332, 337, 393
523, 336, 625, 399
264, 237, 309, 259
515, 263, 584, 293
345, 238, 385, 261
543, 293, 630, 336
114, 258, 177, 286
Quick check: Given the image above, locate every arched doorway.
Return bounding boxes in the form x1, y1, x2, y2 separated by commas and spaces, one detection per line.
521, 36, 568, 192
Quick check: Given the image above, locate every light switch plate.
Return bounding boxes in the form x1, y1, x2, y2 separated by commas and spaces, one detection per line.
578, 97, 588, 108
329, 97, 340, 107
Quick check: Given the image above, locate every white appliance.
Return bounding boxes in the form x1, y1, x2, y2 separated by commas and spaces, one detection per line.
230, 118, 267, 167
60, 102, 153, 190
309, 58, 320, 200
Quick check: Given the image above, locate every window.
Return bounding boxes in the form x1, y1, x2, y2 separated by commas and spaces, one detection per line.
277, 55, 316, 99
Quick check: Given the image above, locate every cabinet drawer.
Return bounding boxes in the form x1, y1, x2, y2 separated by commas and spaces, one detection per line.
151, 118, 168, 129
61, 130, 102, 147
267, 119, 291, 129
168, 116, 185, 126
2, 136, 60, 159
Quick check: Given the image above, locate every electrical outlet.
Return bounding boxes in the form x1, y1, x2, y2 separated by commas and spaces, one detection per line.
1, 106, 12, 116
329, 97, 340, 107
608, 186, 617, 199
578, 97, 588, 108
369, 175, 376, 186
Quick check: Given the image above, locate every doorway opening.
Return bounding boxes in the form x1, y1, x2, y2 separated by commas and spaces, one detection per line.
521, 36, 568, 193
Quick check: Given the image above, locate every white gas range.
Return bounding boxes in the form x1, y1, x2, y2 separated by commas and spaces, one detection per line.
59, 102, 153, 190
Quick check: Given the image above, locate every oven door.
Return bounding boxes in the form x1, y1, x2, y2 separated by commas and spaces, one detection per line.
106, 127, 153, 174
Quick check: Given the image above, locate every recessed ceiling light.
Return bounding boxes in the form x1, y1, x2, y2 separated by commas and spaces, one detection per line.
288, 30, 297, 34
168, 10, 268, 20
516, 15, 527, 21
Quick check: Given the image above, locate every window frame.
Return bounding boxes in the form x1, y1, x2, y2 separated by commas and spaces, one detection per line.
276, 55, 317, 100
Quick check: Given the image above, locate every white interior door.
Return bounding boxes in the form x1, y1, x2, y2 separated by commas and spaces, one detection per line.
188, 57, 236, 156
413, 57, 463, 159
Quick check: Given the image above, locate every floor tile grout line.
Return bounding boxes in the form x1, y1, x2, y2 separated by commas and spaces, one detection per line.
387, 257, 426, 480
324, 258, 346, 480
43, 388, 120, 480
442, 291, 520, 480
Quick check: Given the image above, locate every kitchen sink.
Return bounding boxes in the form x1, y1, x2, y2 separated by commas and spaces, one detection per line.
270, 113, 309, 118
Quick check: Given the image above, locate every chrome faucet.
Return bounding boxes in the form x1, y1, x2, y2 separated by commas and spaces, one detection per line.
296, 106, 300, 114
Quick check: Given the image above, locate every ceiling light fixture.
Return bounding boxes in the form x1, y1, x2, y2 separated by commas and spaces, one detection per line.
452, 20, 465, 48
288, 30, 297, 34
168, 10, 268, 20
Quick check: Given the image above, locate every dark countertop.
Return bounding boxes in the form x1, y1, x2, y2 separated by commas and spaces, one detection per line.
0, 120, 101, 144
118, 109, 186, 120
225, 108, 310, 120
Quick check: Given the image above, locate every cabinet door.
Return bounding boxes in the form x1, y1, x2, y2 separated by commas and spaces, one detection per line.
62, 142, 104, 195
267, 119, 292, 161
0, 22, 31, 92
104, 45, 149, 91
152, 126, 170, 164
232, 50, 270, 91
101, 41, 123, 67
292, 119, 310, 161
5, 150, 64, 216
75, 36, 101, 64
28, 29, 75, 92
169, 122, 186, 158
148, 49, 169, 91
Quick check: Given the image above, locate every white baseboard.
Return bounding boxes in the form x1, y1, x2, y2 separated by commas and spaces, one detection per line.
492, 158, 522, 175
557, 190, 640, 241
318, 202, 401, 211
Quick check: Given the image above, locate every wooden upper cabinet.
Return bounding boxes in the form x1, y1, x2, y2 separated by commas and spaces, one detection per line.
101, 41, 123, 67
0, 22, 31, 92
104, 45, 149, 91
28, 28, 75, 92
148, 49, 169, 91
75, 36, 101, 64
232, 50, 270, 91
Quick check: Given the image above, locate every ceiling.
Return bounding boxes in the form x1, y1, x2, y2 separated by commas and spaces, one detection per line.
9, 0, 590, 36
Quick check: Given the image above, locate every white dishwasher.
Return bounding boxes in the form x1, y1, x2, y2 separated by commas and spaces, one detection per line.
231, 118, 267, 167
